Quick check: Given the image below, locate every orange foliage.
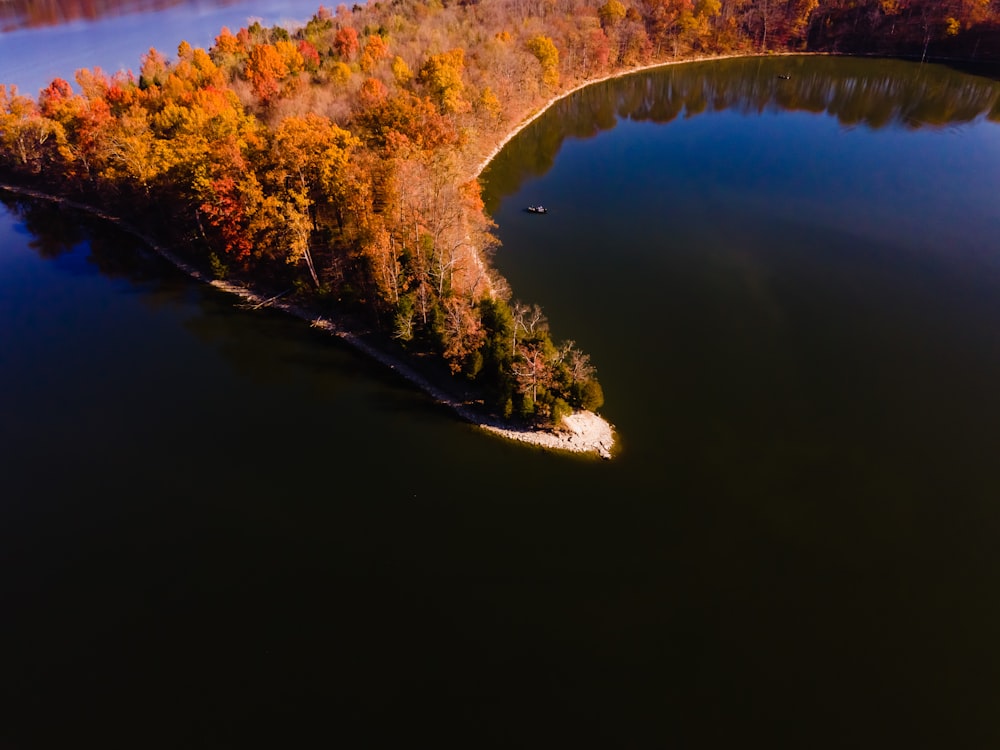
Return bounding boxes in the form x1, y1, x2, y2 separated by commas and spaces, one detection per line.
359, 91, 461, 153
360, 35, 389, 73
358, 77, 388, 108
333, 26, 360, 60
246, 44, 288, 102
214, 26, 243, 56
38, 78, 75, 119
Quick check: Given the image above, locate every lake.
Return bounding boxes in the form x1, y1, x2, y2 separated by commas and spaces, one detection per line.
0, 0, 326, 97
3, 8, 1000, 746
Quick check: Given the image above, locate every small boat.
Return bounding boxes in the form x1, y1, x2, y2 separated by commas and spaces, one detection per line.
777, 74, 790, 80
527, 205, 548, 214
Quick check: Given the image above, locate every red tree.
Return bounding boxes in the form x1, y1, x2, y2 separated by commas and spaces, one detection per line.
333, 27, 360, 60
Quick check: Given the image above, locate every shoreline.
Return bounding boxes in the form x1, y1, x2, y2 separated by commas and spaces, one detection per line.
470, 51, 818, 180
0, 182, 616, 459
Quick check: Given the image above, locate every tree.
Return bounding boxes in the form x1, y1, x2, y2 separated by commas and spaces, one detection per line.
246, 43, 289, 102
360, 35, 389, 73
358, 90, 460, 153
418, 48, 468, 113
357, 77, 386, 111
333, 26, 360, 60
584, 27, 612, 72
786, 0, 819, 46
266, 113, 361, 287
361, 222, 403, 306
329, 62, 353, 88
599, 0, 628, 28
199, 174, 255, 262
213, 26, 244, 57
391, 55, 413, 85
139, 47, 169, 89
512, 336, 556, 416
275, 39, 305, 76
526, 35, 561, 88
298, 40, 321, 72
0, 85, 56, 173
441, 295, 486, 374
301, 9, 334, 44
475, 86, 503, 129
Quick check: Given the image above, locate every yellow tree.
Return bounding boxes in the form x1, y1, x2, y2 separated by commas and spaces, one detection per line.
154, 83, 260, 196
211, 26, 247, 79
275, 39, 305, 76
329, 62, 353, 88
526, 35, 560, 88
391, 55, 413, 86
0, 85, 61, 174
100, 105, 171, 197
266, 113, 361, 287
475, 86, 502, 130
783, 0, 818, 46
598, 0, 627, 29
418, 48, 468, 113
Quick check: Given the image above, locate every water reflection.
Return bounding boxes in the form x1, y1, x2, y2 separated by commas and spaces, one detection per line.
0, 0, 235, 32
5, 197, 86, 259
484, 56, 1000, 206
1, 193, 173, 278
0, 0, 323, 96
0, 193, 432, 409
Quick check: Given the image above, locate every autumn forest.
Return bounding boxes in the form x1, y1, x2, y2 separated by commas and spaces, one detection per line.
2, 0, 999, 427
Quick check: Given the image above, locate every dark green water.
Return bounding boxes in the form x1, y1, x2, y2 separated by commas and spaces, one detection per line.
4, 56, 1000, 747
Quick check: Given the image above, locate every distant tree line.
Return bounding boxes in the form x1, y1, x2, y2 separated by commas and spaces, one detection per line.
2, 0, 999, 425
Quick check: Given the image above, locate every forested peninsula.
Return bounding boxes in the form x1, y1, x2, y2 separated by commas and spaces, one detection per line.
2, 0, 999, 458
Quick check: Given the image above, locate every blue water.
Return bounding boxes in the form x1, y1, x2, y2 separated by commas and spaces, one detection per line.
0, 0, 324, 96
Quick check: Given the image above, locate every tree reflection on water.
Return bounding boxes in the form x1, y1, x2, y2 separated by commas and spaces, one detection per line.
483, 56, 1000, 209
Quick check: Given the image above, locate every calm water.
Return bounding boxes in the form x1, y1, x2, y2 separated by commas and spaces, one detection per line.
0, 0, 324, 97
3, 41, 1000, 750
